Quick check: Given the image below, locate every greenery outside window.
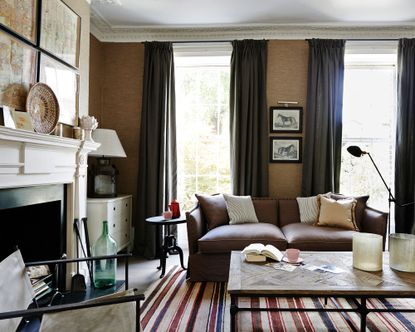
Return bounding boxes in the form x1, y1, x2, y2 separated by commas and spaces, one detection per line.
174, 43, 232, 212
340, 41, 397, 228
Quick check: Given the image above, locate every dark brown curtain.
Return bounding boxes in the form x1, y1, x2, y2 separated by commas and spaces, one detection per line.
301, 39, 345, 196
230, 40, 269, 196
395, 38, 415, 234
135, 42, 177, 258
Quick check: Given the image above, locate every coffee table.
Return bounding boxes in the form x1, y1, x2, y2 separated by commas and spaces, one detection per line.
228, 251, 415, 331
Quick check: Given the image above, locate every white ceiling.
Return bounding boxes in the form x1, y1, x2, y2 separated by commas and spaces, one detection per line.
90, 0, 415, 42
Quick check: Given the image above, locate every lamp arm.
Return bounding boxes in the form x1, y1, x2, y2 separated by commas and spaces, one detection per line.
367, 153, 396, 203
400, 201, 415, 207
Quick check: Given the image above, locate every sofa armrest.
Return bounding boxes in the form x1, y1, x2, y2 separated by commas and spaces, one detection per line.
186, 205, 206, 255
361, 206, 388, 244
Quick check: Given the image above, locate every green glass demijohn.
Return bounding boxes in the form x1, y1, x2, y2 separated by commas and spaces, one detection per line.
92, 221, 117, 288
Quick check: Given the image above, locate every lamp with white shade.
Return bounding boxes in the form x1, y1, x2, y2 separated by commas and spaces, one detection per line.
89, 128, 127, 198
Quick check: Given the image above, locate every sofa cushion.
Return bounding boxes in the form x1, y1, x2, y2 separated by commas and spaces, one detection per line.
296, 192, 331, 224
198, 223, 287, 254
282, 223, 356, 251
296, 195, 319, 224
330, 193, 369, 230
223, 194, 259, 225
278, 199, 301, 227
195, 193, 229, 230
316, 196, 358, 231
252, 198, 278, 225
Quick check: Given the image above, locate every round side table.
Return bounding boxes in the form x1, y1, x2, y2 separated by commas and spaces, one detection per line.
146, 216, 187, 278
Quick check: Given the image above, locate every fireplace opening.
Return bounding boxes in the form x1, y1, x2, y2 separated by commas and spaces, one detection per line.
0, 184, 66, 289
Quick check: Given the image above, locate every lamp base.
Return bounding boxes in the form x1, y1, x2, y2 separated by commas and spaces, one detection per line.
89, 192, 118, 198
90, 158, 119, 198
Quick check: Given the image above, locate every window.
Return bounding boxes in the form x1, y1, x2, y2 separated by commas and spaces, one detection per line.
340, 42, 397, 222
174, 43, 232, 212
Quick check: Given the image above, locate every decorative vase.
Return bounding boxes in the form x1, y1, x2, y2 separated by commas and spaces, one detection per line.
169, 199, 181, 218
353, 232, 383, 271
389, 233, 415, 272
92, 221, 117, 288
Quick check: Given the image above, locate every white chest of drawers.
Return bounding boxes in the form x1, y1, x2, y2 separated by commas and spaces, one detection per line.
86, 195, 132, 252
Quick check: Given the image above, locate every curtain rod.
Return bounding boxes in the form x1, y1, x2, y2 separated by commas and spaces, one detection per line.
173, 38, 399, 44
346, 38, 398, 41
172, 40, 232, 44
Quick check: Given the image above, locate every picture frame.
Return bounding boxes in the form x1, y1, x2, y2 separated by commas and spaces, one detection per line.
12, 109, 34, 131
40, 0, 81, 68
1, 106, 16, 128
270, 137, 302, 163
0, 30, 37, 111
39, 54, 79, 126
0, 0, 38, 43
270, 107, 303, 133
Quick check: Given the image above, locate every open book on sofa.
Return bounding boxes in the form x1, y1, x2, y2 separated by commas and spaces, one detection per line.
242, 243, 284, 262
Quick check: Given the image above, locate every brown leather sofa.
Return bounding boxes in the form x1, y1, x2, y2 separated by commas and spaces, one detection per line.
186, 196, 387, 282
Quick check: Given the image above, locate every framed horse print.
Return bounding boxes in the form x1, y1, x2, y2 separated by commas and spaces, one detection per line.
270, 137, 302, 163
270, 107, 303, 133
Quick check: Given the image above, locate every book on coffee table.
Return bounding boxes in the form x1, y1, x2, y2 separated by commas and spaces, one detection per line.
242, 243, 284, 262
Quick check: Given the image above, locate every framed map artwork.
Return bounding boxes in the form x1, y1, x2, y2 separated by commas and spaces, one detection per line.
0, 31, 37, 110
40, 0, 80, 68
0, 0, 38, 43
39, 54, 79, 126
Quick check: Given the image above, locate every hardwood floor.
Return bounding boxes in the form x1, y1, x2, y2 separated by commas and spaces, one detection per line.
119, 224, 189, 293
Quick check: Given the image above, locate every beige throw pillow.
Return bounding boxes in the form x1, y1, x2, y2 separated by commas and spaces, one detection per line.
223, 194, 259, 225
316, 196, 358, 231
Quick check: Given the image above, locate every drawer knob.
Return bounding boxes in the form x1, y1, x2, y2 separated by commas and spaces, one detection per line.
113, 224, 116, 227
125, 218, 128, 222
113, 207, 116, 211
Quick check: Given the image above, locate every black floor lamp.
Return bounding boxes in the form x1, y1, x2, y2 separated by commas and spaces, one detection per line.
347, 145, 414, 236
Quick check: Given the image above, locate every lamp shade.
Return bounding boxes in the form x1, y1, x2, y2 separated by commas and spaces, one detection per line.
347, 145, 367, 158
89, 129, 127, 158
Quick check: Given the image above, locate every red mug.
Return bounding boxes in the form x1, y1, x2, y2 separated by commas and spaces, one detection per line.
169, 199, 181, 218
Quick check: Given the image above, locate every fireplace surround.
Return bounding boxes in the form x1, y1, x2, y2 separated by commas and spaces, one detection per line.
0, 127, 99, 285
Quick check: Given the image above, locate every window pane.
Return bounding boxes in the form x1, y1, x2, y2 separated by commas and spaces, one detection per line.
340, 53, 396, 221
175, 52, 231, 213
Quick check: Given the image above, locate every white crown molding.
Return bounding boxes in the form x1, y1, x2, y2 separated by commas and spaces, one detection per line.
90, 8, 415, 42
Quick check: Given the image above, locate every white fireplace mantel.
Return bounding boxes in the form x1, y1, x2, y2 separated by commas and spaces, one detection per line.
0, 126, 99, 274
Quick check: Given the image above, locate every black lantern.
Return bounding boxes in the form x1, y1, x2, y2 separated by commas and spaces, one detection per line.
89, 129, 126, 198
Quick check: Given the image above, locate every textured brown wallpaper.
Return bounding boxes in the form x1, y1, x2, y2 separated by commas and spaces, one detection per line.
267, 40, 309, 198
89, 36, 144, 223
89, 38, 308, 221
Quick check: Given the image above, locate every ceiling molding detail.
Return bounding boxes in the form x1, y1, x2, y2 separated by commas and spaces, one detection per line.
90, 9, 415, 42
91, 0, 122, 5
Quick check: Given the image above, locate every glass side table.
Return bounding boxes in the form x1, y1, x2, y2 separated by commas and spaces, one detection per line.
146, 216, 187, 278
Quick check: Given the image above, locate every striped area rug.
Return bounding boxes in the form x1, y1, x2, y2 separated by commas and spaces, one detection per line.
141, 266, 415, 331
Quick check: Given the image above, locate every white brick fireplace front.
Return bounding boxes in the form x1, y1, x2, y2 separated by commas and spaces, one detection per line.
0, 127, 99, 285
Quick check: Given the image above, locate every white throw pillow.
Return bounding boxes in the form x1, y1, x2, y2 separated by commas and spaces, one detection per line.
296, 196, 319, 224
296, 192, 331, 224
223, 194, 259, 225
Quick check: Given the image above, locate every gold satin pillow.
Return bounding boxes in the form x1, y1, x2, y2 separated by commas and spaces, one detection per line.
315, 196, 358, 231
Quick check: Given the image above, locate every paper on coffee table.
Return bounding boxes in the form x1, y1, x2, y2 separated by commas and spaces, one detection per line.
266, 262, 297, 272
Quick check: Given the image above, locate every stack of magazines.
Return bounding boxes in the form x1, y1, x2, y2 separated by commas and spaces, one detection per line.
27, 265, 53, 299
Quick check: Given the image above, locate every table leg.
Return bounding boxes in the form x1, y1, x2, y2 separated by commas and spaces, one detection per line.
360, 297, 367, 331
230, 295, 237, 332
158, 225, 169, 278
172, 245, 186, 270
159, 245, 167, 278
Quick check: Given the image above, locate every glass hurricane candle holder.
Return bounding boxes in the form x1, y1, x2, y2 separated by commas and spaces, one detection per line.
353, 233, 383, 271
389, 233, 415, 272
